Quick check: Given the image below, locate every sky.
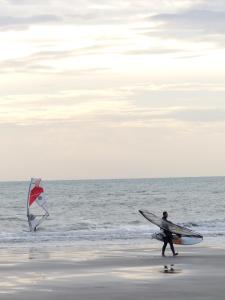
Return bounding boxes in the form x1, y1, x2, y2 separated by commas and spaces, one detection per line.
0, 0, 225, 181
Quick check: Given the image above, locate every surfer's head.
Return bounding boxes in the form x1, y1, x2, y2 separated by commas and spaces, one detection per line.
163, 211, 168, 218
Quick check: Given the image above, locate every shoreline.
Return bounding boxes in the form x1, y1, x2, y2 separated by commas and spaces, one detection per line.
0, 243, 224, 299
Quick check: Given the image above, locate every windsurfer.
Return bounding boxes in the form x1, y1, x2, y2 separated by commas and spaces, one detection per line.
27, 178, 49, 232
161, 211, 178, 257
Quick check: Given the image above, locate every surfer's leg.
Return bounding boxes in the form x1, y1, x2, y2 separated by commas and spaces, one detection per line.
168, 240, 178, 256
162, 239, 168, 256
169, 240, 175, 254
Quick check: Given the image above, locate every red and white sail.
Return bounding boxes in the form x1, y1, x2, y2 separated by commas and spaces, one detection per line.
27, 178, 49, 231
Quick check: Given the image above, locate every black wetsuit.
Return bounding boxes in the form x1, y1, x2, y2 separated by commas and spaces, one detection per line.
162, 216, 176, 256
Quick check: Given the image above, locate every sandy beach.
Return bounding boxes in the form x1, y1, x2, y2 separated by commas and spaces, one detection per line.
0, 244, 224, 300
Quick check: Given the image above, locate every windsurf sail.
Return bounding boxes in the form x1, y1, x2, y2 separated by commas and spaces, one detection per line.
27, 178, 49, 231
139, 210, 203, 238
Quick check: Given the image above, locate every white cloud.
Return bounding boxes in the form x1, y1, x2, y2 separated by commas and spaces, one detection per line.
1, 84, 224, 130
149, 8, 225, 45
0, 0, 202, 31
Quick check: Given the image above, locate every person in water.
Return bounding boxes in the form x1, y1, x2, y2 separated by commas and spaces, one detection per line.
161, 211, 178, 257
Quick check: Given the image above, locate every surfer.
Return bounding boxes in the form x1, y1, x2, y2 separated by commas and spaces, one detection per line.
161, 211, 178, 257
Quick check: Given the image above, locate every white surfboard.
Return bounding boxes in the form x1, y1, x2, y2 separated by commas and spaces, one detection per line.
152, 232, 203, 245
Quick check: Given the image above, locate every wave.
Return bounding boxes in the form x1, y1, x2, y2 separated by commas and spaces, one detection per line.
211, 190, 225, 194
128, 220, 141, 225
1, 222, 225, 247
0, 217, 24, 222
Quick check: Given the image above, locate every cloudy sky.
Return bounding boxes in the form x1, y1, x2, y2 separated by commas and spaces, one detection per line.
1, 0, 225, 181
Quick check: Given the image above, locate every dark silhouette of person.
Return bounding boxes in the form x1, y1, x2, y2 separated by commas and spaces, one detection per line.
161, 211, 178, 257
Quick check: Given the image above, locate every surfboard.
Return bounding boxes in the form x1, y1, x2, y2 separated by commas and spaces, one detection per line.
139, 210, 203, 244
152, 232, 202, 245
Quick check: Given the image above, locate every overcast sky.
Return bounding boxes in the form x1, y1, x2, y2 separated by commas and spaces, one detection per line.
0, 0, 225, 181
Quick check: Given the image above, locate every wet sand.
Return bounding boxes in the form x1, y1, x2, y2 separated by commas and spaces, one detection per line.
0, 244, 224, 299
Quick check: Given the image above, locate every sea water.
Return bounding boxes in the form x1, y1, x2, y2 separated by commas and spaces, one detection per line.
0, 177, 224, 248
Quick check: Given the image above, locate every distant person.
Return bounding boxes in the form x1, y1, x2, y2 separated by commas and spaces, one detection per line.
161, 211, 178, 257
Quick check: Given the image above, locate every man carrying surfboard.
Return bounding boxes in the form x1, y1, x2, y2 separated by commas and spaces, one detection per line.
161, 211, 178, 257
139, 210, 203, 252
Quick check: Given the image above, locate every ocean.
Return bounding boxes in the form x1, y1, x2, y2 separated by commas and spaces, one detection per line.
0, 177, 225, 248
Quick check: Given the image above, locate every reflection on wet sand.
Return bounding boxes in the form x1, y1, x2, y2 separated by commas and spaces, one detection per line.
28, 247, 50, 260
112, 266, 162, 280
162, 264, 182, 274
0, 273, 47, 294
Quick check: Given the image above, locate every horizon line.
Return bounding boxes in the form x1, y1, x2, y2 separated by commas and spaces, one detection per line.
0, 175, 224, 183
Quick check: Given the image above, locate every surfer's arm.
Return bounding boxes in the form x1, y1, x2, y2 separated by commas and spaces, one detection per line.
166, 220, 174, 225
